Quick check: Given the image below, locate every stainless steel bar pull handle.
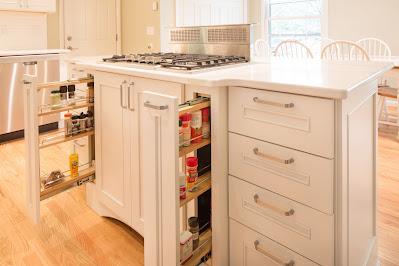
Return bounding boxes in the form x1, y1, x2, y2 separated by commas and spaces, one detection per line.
144, 101, 168, 110
253, 148, 294, 165
254, 194, 295, 216
120, 81, 127, 108
254, 240, 295, 266
23, 61, 37, 66
253, 97, 294, 108
19, 0, 23, 7
128, 82, 135, 111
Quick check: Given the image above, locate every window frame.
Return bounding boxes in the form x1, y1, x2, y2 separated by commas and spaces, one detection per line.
264, 0, 329, 50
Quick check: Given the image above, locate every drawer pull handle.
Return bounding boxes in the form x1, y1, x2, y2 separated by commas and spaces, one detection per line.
128, 82, 135, 111
254, 194, 295, 216
253, 148, 294, 165
120, 81, 127, 109
254, 240, 295, 266
253, 97, 294, 108
144, 101, 168, 110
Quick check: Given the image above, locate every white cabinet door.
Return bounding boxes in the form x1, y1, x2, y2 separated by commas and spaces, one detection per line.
24, 0, 55, 12
0, 0, 21, 10
195, 0, 212, 26
212, 0, 244, 25
94, 72, 132, 226
140, 91, 179, 266
176, 0, 196, 26
129, 77, 183, 236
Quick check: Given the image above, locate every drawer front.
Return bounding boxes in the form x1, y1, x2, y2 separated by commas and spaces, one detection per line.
229, 133, 333, 214
230, 219, 319, 266
228, 86, 334, 158
229, 176, 334, 266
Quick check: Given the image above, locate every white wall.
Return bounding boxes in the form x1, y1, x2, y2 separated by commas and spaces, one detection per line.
0, 11, 47, 50
328, 0, 399, 55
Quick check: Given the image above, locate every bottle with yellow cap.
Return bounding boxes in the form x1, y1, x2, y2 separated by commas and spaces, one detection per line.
69, 153, 79, 177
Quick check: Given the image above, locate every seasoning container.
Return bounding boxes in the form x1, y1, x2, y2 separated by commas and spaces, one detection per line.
69, 153, 79, 177
201, 107, 210, 139
50, 90, 61, 109
79, 112, 87, 132
86, 111, 94, 130
180, 231, 193, 264
180, 113, 191, 147
67, 85, 76, 106
179, 118, 183, 150
188, 217, 200, 250
190, 110, 202, 143
71, 115, 80, 136
86, 82, 94, 103
179, 172, 186, 200
60, 86, 68, 106
186, 157, 198, 191
64, 113, 73, 136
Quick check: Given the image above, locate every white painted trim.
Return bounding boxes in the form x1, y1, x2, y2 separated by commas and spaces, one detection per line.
160, 0, 176, 52
59, 0, 64, 49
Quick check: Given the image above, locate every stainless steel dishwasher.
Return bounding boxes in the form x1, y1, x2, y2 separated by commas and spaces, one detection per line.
0, 53, 60, 142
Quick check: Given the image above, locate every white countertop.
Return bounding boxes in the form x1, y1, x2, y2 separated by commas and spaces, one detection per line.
74, 56, 393, 99
0, 49, 69, 57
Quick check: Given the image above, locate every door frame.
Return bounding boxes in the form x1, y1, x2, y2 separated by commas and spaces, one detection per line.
58, 0, 121, 55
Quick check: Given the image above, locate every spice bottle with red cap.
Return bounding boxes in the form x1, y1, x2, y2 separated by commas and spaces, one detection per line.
186, 157, 198, 191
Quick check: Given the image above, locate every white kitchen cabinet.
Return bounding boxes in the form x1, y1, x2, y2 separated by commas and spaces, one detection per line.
0, 0, 55, 12
94, 72, 132, 226
129, 77, 184, 236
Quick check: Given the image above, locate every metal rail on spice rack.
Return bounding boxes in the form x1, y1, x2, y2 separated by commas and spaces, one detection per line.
37, 77, 94, 91
39, 129, 95, 149
38, 100, 94, 117
181, 228, 212, 266
178, 100, 210, 116
180, 171, 211, 207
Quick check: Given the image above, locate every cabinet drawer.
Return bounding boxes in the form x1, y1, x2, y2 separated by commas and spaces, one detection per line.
229, 176, 334, 266
228, 86, 334, 158
229, 133, 333, 214
230, 219, 319, 266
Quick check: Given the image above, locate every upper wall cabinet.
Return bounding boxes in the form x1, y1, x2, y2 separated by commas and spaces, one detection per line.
176, 0, 245, 27
0, 0, 56, 13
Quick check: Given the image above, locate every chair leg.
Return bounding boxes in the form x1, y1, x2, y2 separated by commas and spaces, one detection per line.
378, 96, 386, 125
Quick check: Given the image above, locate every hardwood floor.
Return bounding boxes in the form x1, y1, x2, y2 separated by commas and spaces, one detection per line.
0, 139, 144, 265
1, 128, 399, 265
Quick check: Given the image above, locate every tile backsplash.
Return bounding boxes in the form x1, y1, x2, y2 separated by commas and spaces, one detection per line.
0, 11, 47, 50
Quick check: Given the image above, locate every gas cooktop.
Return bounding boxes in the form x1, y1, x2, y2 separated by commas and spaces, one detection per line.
102, 53, 249, 72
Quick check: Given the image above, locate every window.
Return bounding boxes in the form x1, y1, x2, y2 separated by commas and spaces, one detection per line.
265, 0, 326, 51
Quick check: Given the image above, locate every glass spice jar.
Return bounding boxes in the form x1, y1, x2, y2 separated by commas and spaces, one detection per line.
188, 217, 200, 250
186, 157, 198, 191
201, 107, 210, 139
180, 113, 191, 147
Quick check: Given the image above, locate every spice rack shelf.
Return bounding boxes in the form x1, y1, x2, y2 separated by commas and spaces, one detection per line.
38, 102, 94, 117
40, 166, 95, 200
37, 77, 94, 91
39, 130, 95, 149
180, 171, 211, 207
183, 228, 212, 266
179, 138, 211, 158
179, 101, 210, 116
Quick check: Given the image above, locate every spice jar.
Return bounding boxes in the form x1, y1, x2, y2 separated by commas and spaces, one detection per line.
50, 90, 61, 109
86, 82, 94, 103
201, 107, 210, 139
179, 172, 186, 200
79, 112, 86, 132
190, 110, 202, 143
179, 118, 183, 150
64, 113, 72, 137
71, 115, 80, 136
85, 111, 94, 130
59, 86, 68, 106
188, 217, 199, 250
180, 113, 191, 147
180, 231, 193, 264
186, 157, 198, 191
68, 85, 76, 106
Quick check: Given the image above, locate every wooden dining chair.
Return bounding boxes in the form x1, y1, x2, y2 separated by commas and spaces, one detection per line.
274, 40, 313, 58
321, 41, 370, 61
377, 84, 399, 128
310, 38, 335, 58
356, 38, 392, 59
254, 39, 273, 57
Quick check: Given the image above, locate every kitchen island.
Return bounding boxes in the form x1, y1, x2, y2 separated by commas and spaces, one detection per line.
68, 57, 392, 266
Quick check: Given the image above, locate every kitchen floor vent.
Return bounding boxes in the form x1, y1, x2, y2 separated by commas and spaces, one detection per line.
170, 29, 201, 43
